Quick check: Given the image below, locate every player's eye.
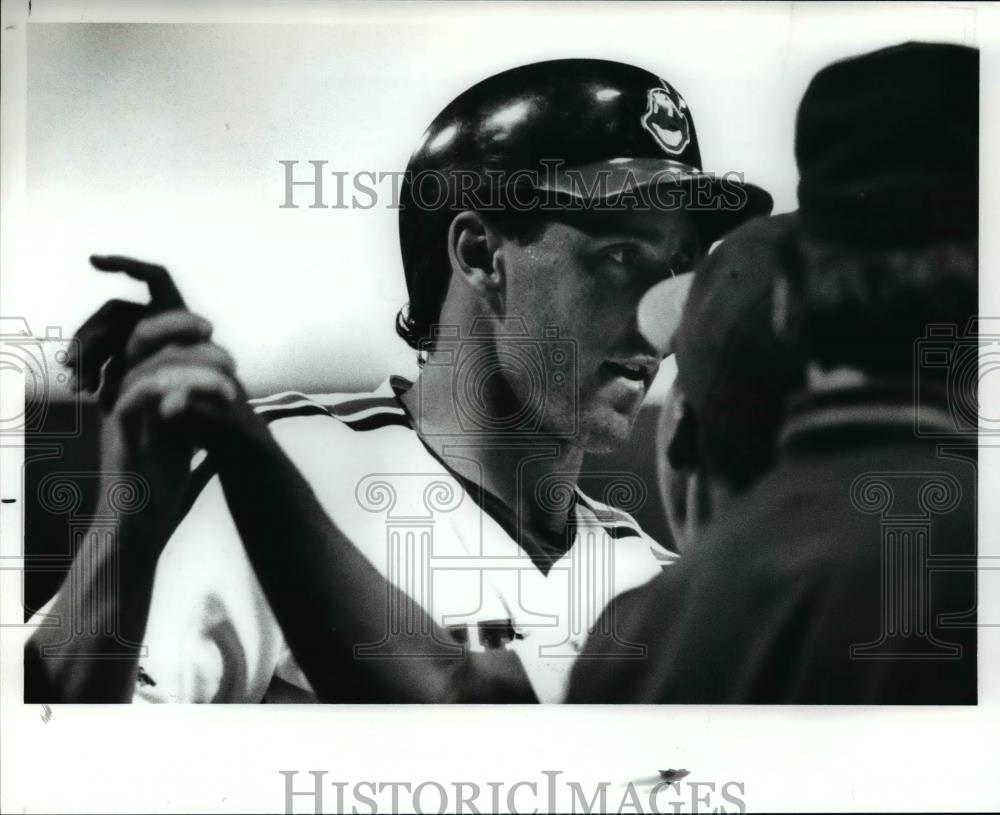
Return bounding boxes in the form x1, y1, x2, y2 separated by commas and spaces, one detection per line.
604, 245, 640, 266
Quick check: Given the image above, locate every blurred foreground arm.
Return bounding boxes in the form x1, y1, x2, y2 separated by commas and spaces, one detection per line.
25, 257, 533, 703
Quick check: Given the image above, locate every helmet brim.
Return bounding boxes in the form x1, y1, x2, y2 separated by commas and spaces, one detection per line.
532, 157, 774, 246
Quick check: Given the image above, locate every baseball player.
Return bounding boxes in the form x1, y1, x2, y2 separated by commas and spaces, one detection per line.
26, 59, 771, 703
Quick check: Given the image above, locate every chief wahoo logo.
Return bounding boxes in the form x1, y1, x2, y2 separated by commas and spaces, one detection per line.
641, 84, 691, 156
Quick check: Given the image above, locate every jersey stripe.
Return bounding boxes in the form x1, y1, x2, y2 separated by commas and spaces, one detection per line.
251, 391, 408, 426
338, 411, 411, 432
250, 404, 336, 422
325, 396, 405, 419
177, 385, 411, 521
249, 391, 308, 406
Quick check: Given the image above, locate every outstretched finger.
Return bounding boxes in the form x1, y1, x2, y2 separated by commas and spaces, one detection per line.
89, 255, 186, 312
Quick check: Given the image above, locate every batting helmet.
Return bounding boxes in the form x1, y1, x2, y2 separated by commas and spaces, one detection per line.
397, 58, 773, 348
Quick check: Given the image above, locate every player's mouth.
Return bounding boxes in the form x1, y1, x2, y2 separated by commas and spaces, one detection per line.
600, 355, 658, 386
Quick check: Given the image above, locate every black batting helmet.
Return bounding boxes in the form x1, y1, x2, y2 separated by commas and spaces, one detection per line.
397, 58, 773, 349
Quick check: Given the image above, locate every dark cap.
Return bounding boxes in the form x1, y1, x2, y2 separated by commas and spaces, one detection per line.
400, 58, 773, 297
640, 214, 807, 485
796, 41, 978, 247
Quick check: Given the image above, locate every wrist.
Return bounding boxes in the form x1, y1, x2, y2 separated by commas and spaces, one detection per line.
112, 512, 175, 568
210, 401, 278, 455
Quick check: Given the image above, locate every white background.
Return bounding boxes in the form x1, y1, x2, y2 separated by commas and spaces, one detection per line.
2, 1, 999, 813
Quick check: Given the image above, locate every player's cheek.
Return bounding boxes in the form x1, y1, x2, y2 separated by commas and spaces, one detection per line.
575, 291, 631, 349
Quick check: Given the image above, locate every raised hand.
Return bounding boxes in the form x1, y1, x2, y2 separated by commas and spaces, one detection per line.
68, 255, 257, 541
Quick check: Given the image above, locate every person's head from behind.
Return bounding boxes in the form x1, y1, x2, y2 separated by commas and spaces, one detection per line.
776, 41, 979, 385
648, 42, 979, 550
639, 215, 808, 550
396, 59, 772, 454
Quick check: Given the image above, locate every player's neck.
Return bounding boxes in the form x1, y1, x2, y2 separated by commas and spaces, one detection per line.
400, 364, 585, 536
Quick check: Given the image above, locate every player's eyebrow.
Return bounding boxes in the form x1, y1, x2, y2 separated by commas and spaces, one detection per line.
562, 212, 694, 245
622, 223, 680, 243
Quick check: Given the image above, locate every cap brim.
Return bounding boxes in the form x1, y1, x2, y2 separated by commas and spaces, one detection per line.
533, 157, 774, 245
637, 271, 696, 357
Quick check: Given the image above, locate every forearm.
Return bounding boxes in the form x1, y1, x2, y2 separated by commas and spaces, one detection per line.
211, 428, 534, 702
25, 526, 160, 703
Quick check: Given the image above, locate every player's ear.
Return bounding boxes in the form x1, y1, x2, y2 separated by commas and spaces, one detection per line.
448, 211, 505, 300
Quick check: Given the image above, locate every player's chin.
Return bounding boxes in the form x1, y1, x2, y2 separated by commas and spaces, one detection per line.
576, 408, 640, 454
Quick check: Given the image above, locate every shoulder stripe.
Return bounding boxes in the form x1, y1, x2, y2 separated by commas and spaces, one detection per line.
251, 389, 412, 432
331, 403, 407, 423
326, 396, 404, 418
250, 390, 400, 414
254, 405, 336, 422
173, 378, 414, 527
339, 412, 412, 432
249, 391, 310, 406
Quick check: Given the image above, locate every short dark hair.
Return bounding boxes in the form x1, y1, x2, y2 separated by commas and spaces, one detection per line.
395, 206, 453, 352
778, 236, 977, 377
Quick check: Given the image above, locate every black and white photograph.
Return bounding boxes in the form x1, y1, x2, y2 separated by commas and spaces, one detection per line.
1, 1, 998, 812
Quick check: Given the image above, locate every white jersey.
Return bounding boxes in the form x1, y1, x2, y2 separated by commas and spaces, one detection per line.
37, 376, 677, 703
